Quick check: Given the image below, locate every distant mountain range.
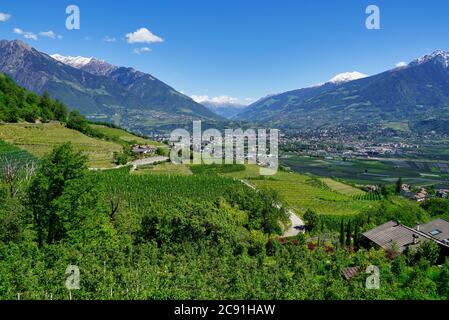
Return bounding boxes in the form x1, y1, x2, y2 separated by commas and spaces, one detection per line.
194, 98, 249, 119
0, 40, 222, 134
237, 52, 449, 132
3, 39, 449, 134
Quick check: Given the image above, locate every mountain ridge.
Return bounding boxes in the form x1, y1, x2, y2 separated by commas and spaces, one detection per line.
237, 50, 449, 131
0, 39, 222, 134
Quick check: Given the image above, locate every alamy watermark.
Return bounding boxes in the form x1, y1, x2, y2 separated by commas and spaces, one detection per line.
65, 265, 80, 290
366, 5, 381, 30
366, 265, 380, 290
169, 121, 279, 175
66, 5, 80, 30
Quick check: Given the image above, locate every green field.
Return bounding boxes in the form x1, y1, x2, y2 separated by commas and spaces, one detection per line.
0, 139, 35, 166
0, 123, 122, 168
132, 163, 193, 176
320, 178, 366, 196
90, 124, 165, 146
282, 155, 449, 188
190, 164, 246, 175
223, 165, 376, 216
96, 167, 239, 208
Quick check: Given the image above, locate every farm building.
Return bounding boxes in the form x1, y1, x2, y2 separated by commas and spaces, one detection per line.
436, 189, 449, 198
132, 144, 157, 155
361, 219, 449, 257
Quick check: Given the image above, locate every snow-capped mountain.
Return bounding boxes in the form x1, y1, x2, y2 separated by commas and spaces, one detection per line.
0, 39, 221, 134
237, 49, 449, 130
410, 50, 449, 68
327, 71, 369, 84
51, 54, 118, 76
191, 95, 249, 119
236, 71, 368, 121
51, 54, 93, 68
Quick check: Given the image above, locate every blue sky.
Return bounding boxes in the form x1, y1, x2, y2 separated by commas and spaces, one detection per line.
1, 0, 449, 105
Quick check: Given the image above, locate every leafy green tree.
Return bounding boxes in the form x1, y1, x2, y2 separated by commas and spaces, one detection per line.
304, 209, 318, 232
28, 143, 88, 246
437, 259, 449, 298
113, 151, 129, 165
380, 185, 389, 198
412, 241, 440, 265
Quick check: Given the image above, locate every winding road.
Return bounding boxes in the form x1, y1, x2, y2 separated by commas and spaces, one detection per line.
238, 179, 305, 238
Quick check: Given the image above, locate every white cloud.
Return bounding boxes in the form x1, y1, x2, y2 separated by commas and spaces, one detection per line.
14, 28, 38, 40
126, 27, 163, 44
39, 30, 61, 39
191, 95, 249, 106
133, 47, 152, 54
103, 36, 117, 42
396, 61, 408, 68
0, 12, 11, 22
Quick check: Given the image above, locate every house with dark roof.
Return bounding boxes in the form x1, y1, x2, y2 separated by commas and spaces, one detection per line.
361, 218, 449, 257
418, 218, 449, 246
132, 144, 157, 155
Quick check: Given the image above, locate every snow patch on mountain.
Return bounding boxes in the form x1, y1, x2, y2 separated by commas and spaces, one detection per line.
411, 50, 449, 68
51, 54, 94, 68
327, 71, 369, 84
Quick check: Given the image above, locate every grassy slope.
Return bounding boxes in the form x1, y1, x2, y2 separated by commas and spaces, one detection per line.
224, 165, 376, 216
0, 123, 122, 168
90, 124, 165, 146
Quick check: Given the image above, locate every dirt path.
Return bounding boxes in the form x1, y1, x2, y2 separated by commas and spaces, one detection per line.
89, 156, 169, 172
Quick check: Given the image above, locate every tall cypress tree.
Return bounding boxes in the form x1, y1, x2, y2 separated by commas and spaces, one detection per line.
395, 177, 403, 194
353, 221, 360, 249
346, 220, 352, 247
339, 219, 345, 247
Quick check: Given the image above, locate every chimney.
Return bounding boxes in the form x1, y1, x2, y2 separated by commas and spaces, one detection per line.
413, 234, 419, 245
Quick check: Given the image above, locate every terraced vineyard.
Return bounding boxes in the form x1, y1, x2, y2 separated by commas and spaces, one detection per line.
224, 165, 377, 216
90, 124, 165, 146
0, 123, 122, 168
320, 178, 366, 196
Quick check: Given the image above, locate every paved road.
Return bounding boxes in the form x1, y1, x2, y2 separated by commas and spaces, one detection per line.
282, 210, 305, 238
238, 179, 305, 238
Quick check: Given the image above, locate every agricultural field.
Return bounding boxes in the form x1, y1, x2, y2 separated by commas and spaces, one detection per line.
0, 139, 35, 167
0, 123, 122, 168
95, 167, 239, 208
282, 155, 449, 188
190, 164, 246, 175
223, 165, 376, 216
320, 178, 365, 196
132, 163, 193, 176
90, 124, 165, 146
